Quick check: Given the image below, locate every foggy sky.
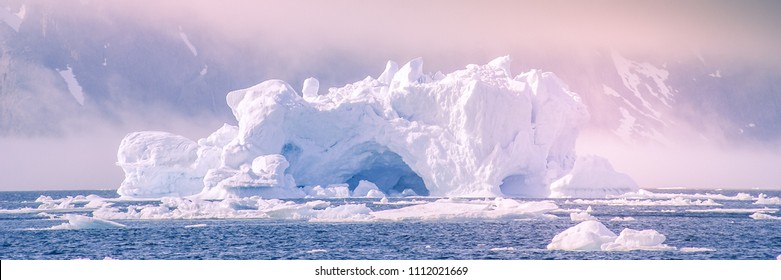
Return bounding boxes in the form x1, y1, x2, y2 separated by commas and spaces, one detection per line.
2, 0, 781, 190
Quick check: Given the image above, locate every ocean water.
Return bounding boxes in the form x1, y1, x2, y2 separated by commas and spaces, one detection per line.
0, 189, 779, 260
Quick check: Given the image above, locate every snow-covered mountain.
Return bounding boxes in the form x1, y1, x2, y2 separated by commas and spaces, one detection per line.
2, 1, 779, 146
556, 51, 781, 144
0, 1, 374, 136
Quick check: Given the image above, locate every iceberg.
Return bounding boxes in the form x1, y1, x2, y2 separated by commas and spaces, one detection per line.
116, 56, 637, 199
549, 155, 638, 198
546, 220, 617, 251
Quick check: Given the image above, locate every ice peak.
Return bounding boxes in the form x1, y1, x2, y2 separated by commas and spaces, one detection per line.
302, 77, 320, 101
378, 60, 399, 85
488, 55, 512, 76
391, 57, 424, 88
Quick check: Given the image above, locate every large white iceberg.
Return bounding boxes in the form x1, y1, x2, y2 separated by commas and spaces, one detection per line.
116, 56, 635, 199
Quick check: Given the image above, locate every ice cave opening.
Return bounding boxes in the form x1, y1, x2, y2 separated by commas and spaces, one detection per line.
344, 149, 428, 196
499, 174, 545, 198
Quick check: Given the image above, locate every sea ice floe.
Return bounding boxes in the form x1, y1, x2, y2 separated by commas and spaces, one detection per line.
184, 224, 208, 228
749, 212, 781, 220
565, 197, 721, 207
489, 247, 516, 251
49, 214, 126, 230
754, 193, 781, 205
686, 208, 778, 214
679, 247, 715, 253
617, 189, 753, 201
570, 211, 597, 222
0, 195, 111, 214
609, 217, 636, 222
307, 249, 328, 253
547, 220, 673, 251
370, 198, 558, 221
85, 196, 557, 222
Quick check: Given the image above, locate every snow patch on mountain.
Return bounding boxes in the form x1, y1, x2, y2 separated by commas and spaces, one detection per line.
610, 51, 674, 121
1, 4, 25, 32
57, 66, 86, 106
614, 107, 636, 141
178, 26, 198, 56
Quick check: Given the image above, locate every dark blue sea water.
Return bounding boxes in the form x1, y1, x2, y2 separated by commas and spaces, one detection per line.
0, 189, 779, 260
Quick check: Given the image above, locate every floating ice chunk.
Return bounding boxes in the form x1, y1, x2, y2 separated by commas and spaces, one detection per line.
680, 247, 715, 253
489, 247, 516, 251
184, 224, 208, 228
609, 217, 636, 222
570, 211, 597, 222
50, 214, 126, 230
1, 195, 111, 213
353, 180, 385, 198
549, 155, 638, 198
302, 77, 320, 101
546, 220, 617, 251
83, 199, 110, 209
547, 220, 673, 251
308, 249, 328, 253
602, 228, 674, 251
749, 212, 781, 220
58, 66, 86, 106
37, 196, 76, 210
754, 194, 781, 205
